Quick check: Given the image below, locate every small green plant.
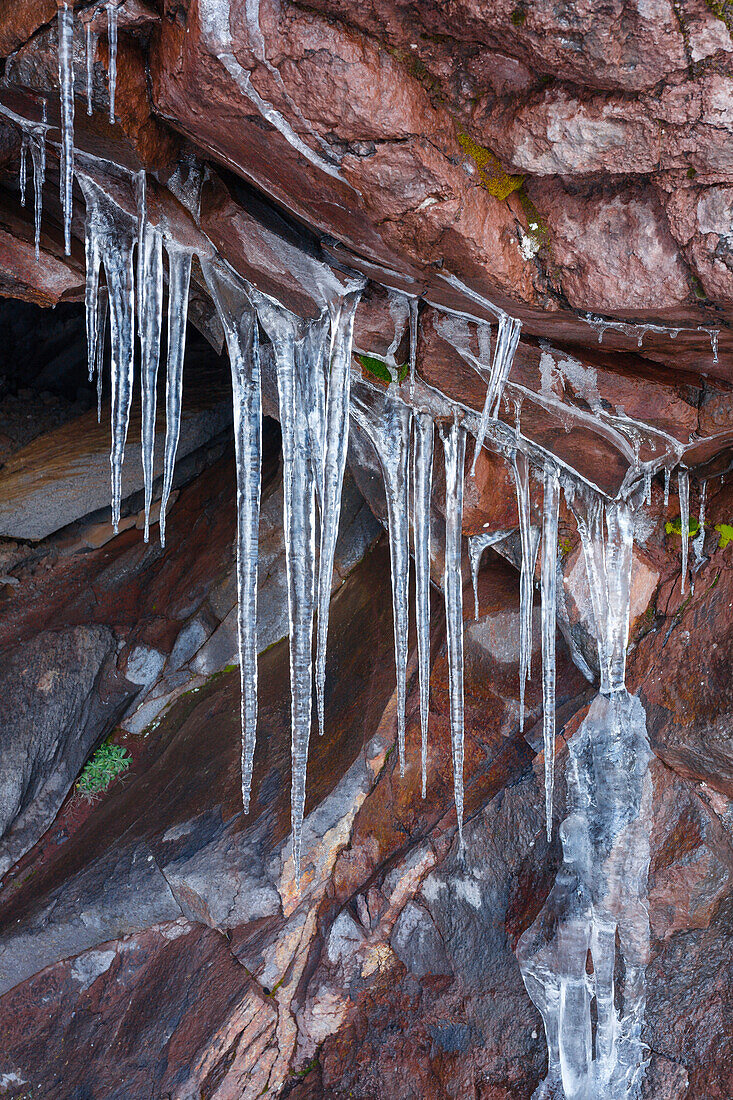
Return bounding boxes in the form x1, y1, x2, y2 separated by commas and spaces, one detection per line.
358, 353, 409, 385
715, 523, 733, 549
76, 740, 131, 800
665, 516, 700, 537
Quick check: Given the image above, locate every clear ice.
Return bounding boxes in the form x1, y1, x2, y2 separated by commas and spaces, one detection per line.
107, 2, 118, 124
351, 385, 412, 774
520, 479, 652, 1100
57, 2, 75, 255
471, 313, 522, 474
204, 262, 262, 814
315, 291, 362, 738
512, 450, 540, 731
678, 468, 690, 596
441, 416, 467, 848
136, 176, 164, 541
412, 410, 434, 798
159, 245, 193, 547
540, 461, 559, 840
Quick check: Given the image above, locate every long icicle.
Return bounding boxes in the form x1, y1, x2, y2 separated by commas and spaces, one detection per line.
159, 245, 192, 547
441, 414, 467, 849
678, 468, 690, 596
513, 450, 540, 732
413, 410, 434, 798
315, 290, 361, 738
30, 121, 46, 260
57, 1, 75, 255
107, 2, 118, 124
85, 22, 96, 114
137, 176, 163, 542
540, 461, 560, 840
84, 211, 102, 385
19, 134, 27, 207
204, 264, 262, 813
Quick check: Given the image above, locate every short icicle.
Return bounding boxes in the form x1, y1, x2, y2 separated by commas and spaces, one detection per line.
351, 385, 412, 774
468, 528, 511, 622
31, 115, 47, 260
540, 461, 560, 840
107, 2, 118, 123
678, 468, 690, 595
512, 450, 541, 731
441, 414, 467, 848
57, 1, 75, 255
85, 22, 96, 114
412, 410, 434, 798
204, 263, 262, 814
19, 135, 28, 207
159, 245, 193, 547
314, 290, 362, 739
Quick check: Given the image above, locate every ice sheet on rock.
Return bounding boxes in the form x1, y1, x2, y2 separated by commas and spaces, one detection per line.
137, 177, 163, 541
540, 461, 560, 840
351, 384, 412, 774
512, 451, 540, 731
107, 2, 118, 123
78, 171, 136, 532
315, 290, 362, 739
203, 261, 261, 813
678, 468, 690, 596
159, 244, 193, 548
468, 529, 511, 621
441, 416, 467, 847
412, 410, 434, 798
57, 2, 75, 255
255, 294, 318, 882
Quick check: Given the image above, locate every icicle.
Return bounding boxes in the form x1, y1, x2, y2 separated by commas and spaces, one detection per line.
137, 174, 164, 542
441, 415, 467, 848
412, 410, 434, 798
84, 208, 102, 385
57, 1, 75, 255
95, 288, 108, 422
256, 300, 318, 883
468, 529, 510, 621
85, 22, 96, 115
203, 263, 262, 813
643, 469, 651, 505
159, 245, 193, 548
351, 387, 412, 774
512, 451, 541, 730
30, 119, 46, 260
471, 314, 521, 474
408, 297, 418, 397
692, 479, 707, 573
541, 461, 560, 840
19, 135, 28, 207
678, 468, 690, 596
664, 466, 671, 507
295, 316, 328, 509
314, 290, 361, 738
107, 2, 118, 124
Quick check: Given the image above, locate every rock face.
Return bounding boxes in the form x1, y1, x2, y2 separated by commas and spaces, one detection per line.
0, 1, 731, 1098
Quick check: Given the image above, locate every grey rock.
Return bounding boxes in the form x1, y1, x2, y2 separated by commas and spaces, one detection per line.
167, 608, 218, 672
390, 900, 451, 979
0, 626, 131, 879
123, 644, 166, 689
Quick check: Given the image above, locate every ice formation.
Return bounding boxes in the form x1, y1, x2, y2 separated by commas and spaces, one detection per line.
519, 481, 653, 1100
57, 2, 75, 255
441, 415, 468, 847
678, 468, 690, 595
85, 22, 96, 115
540, 461, 559, 840
513, 451, 541, 732
159, 245, 193, 547
412, 410, 434, 798
107, 3, 118, 124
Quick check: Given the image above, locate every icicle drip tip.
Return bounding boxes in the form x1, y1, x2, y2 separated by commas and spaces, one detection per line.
540, 461, 560, 840
107, 3, 118, 124
57, 1, 75, 255
315, 291, 362, 739
412, 410, 434, 798
440, 414, 467, 849
678, 468, 690, 596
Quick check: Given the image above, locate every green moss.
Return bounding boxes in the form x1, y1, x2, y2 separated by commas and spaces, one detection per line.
358, 353, 409, 385
704, 0, 733, 32
76, 739, 131, 799
457, 130, 524, 200
665, 516, 700, 537
686, 166, 697, 179
511, 4, 528, 26
715, 523, 733, 548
